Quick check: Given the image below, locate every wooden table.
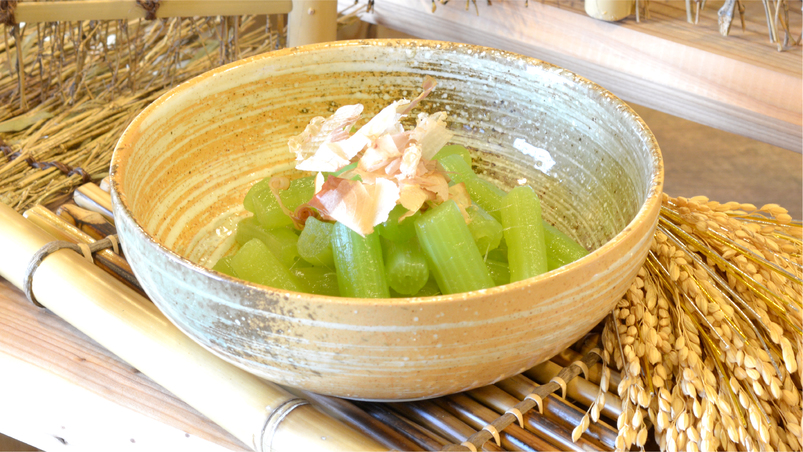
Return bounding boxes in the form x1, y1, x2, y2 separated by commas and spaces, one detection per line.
0, 277, 248, 452
344, 0, 802, 152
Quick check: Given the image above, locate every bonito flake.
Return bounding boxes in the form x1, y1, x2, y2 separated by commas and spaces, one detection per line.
289, 77, 460, 236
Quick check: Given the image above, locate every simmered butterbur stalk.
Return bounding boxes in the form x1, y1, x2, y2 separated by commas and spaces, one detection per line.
230, 239, 302, 292
244, 176, 315, 228
467, 204, 503, 256
433, 144, 472, 165
415, 200, 494, 294
485, 259, 510, 286
282, 176, 317, 208
438, 154, 506, 220
501, 186, 548, 282
298, 217, 335, 267
212, 256, 237, 277
376, 205, 420, 242
244, 177, 292, 228
413, 276, 442, 297
543, 223, 589, 270
235, 217, 301, 268
292, 266, 340, 296
331, 222, 390, 298
382, 238, 430, 295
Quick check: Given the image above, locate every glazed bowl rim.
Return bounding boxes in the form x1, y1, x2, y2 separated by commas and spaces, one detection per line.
110, 38, 664, 307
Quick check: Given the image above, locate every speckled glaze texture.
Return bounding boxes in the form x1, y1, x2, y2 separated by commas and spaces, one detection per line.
110, 40, 664, 401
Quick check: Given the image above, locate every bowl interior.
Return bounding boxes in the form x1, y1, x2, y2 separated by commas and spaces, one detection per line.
113, 40, 660, 269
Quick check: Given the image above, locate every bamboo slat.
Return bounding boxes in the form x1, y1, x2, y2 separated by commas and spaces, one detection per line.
0, 202, 385, 452
293, 390, 424, 452
356, 402, 450, 451
74, 183, 115, 222
466, 386, 596, 452
525, 361, 621, 420
389, 401, 505, 452
495, 374, 618, 449
435, 394, 552, 452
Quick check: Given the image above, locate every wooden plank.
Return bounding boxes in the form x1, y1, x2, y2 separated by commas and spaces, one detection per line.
0, 278, 250, 452
342, 0, 802, 152
14, 0, 293, 24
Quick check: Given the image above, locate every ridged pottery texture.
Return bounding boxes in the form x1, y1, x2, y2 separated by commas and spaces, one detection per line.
110, 40, 663, 401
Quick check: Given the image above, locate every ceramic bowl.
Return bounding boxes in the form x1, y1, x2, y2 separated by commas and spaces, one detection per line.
110, 39, 663, 401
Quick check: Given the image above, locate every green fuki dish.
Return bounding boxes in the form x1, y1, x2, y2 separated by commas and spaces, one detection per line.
212, 78, 589, 297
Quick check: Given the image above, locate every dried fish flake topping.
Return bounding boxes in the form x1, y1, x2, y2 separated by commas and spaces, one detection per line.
290, 77, 463, 236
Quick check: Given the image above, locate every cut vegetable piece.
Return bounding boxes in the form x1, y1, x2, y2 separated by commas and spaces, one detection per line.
230, 239, 302, 291
413, 276, 442, 297
235, 217, 300, 268
375, 205, 420, 242
331, 222, 390, 298
543, 222, 589, 270
212, 256, 237, 277
415, 200, 494, 294
282, 176, 317, 212
485, 259, 510, 286
501, 186, 548, 282
382, 238, 429, 295
244, 177, 293, 228
437, 153, 476, 183
462, 178, 505, 221
298, 217, 335, 268
244, 176, 316, 228
438, 154, 505, 220
292, 266, 340, 296
433, 144, 472, 165
467, 204, 503, 256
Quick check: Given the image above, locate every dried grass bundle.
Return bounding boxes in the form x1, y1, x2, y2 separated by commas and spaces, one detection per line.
594, 195, 802, 452
1, 16, 281, 212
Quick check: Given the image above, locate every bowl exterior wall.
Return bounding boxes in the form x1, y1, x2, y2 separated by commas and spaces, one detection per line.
111, 40, 663, 400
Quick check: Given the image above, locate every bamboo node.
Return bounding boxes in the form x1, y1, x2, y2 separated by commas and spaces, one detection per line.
23, 235, 120, 308
259, 398, 310, 452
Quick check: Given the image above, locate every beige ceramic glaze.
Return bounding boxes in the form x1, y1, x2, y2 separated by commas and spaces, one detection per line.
110, 40, 663, 401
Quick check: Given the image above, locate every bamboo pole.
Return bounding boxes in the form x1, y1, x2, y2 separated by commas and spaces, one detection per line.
75, 182, 114, 220
287, 0, 337, 47
0, 202, 386, 452
23, 204, 144, 296
14, 1, 293, 24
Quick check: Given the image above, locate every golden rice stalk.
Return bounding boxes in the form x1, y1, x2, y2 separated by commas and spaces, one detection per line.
602, 194, 802, 452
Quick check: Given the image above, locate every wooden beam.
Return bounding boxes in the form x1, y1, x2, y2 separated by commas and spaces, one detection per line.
343, 0, 802, 152
14, 0, 293, 24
